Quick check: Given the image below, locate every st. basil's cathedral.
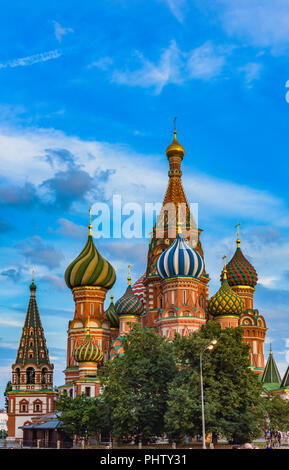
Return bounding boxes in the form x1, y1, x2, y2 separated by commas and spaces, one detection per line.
7, 129, 289, 441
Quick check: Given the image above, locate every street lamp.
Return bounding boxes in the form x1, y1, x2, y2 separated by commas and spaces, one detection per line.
200, 339, 217, 450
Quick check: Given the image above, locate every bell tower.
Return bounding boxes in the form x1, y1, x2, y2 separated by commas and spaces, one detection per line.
7, 280, 56, 441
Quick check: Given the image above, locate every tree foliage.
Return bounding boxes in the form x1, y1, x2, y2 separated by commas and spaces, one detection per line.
4, 381, 12, 413
99, 323, 177, 442
56, 393, 105, 440
165, 321, 264, 444
262, 394, 289, 430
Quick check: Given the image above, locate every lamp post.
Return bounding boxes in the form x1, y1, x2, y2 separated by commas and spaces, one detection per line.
200, 339, 217, 450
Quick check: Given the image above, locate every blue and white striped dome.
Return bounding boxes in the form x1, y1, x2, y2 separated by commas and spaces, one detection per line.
157, 233, 204, 280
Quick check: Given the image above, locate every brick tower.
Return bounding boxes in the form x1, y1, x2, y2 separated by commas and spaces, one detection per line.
7, 280, 56, 441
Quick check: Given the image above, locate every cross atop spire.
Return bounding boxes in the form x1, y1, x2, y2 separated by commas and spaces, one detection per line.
127, 264, 131, 286
236, 221, 240, 248
223, 254, 227, 280
88, 205, 92, 236
173, 116, 177, 132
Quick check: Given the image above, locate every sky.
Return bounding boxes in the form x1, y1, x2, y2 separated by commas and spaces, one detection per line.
1, 0, 289, 406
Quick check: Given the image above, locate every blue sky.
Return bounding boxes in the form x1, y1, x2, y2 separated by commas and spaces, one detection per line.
1, 0, 289, 405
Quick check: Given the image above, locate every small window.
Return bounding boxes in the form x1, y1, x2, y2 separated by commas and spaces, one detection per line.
85, 387, 91, 397
80, 303, 84, 315
69, 389, 73, 398
171, 291, 175, 305
90, 303, 94, 315
183, 290, 186, 304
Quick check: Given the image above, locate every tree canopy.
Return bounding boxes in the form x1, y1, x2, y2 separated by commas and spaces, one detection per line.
165, 321, 264, 443
99, 323, 177, 443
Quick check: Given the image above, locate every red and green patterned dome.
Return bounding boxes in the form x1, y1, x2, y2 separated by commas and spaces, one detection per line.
221, 245, 258, 288
109, 335, 125, 360
115, 285, 144, 316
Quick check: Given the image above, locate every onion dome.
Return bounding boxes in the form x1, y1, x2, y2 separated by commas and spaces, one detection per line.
156, 231, 204, 280
221, 224, 257, 288
166, 130, 185, 160
105, 290, 119, 328
208, 257, 244, 318
65, 209, 116, 290
74, 330, 103, 363
110, 335, 125, 360
115, 265, 144, 316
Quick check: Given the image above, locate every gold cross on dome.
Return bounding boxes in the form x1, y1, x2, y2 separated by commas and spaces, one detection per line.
173, 116, 177, 131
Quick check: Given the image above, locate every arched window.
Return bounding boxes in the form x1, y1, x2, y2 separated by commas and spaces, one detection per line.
69, 389, 73, 398
20, 399, 29, 413
33, 400, 42, 413
41, 367, 48, 385
199, 294, 205, 309
183, 290, 186, 305
90, 303, 94, 315
15, 367, 20, 385
26, 367, 35, 384
80, 303, 84, 315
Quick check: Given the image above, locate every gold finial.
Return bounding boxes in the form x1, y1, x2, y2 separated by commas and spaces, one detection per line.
86, 311, 91, 337
166, 117, 185, 159
110, 288, 114, 303
270, 341, 272, 354
88, 206, 92, 236
236, 222, 240, 248
223, 254, 227, 280
127, 264, 131, 286
32, 269, 35, 282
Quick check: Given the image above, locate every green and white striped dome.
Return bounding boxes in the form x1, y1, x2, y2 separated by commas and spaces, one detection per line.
74, 332, 103, 363
65, 234, 116, 290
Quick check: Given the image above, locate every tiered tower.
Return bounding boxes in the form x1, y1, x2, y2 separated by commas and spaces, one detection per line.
143, 128, 209, 329
61, 209, 116, 397
7, 281, 56, 440
223, 224, 267, 372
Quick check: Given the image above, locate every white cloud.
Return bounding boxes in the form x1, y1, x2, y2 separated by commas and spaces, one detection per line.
0, 319, 22, 327
217, 0, 289, 51
164, 0, 187, 22
112, 40, 226, 93
53, 21, 73, 42
238, 62, 263, 87
0, 124, 287, 226
0, 50, 61, 70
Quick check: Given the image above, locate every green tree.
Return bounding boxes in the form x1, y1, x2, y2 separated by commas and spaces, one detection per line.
56, 393, 105, 443
4, 381, 12, 412
165, 321, 264, 444
262, 394, 289, 431
99, 323, 177, 443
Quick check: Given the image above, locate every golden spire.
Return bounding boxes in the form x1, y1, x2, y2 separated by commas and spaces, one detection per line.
127, 264, 131, 286
88, 205, 92, 236
270, 341, 272, 355
236, 221, 240, 248
86, 311, 91, 337
110, 288, 114, 303
222, 254, 227, 280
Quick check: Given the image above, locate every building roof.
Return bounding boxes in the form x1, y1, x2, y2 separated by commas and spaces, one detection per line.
20, 419, 61, 430
281, 365, 289, 388
14, 282, 52, 367
261, 346, 281, 385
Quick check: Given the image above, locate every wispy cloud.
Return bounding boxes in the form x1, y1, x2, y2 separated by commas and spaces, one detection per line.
52, 21, 73, 42
216, 0, 289, 52
112, 40, 226, 93
0, 319, 22, 327
238, 62, 263, 87
164, 0, 187, 23
0, 50, 61, 70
